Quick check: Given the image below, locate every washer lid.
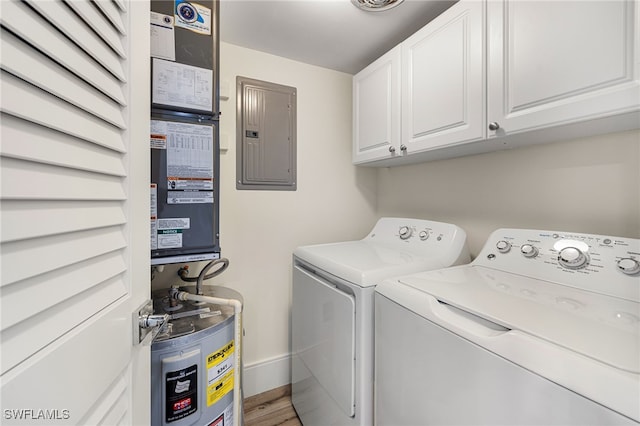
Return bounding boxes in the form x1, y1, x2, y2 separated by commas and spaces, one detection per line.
392, 266, 640, 374
294, 240, 449, 287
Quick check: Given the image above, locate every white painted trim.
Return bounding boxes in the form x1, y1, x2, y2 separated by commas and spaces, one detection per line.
242, 353, 291, 398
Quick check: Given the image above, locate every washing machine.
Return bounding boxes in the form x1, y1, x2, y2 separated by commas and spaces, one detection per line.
375, 228, 640, 425
291, 217, 470, 426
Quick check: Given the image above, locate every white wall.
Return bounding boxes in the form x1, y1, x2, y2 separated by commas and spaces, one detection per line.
377, 129, 640, 257
151, 43, 639, 398
151, 42, 378, 396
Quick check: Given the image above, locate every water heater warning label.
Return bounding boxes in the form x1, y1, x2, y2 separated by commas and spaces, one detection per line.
206, 341, 234, 406
166, 364, 198, 423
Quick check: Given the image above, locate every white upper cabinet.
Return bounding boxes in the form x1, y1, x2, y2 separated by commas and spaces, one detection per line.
487, 0, 640, 137
353, 0, 640, 166
353, 46, 401, 164
402, 0, 485, 154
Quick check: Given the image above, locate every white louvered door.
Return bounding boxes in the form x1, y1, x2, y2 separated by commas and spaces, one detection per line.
0, 0, 150, 424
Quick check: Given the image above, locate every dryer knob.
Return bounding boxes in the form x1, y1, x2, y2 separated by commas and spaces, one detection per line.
558, 247, 589, 269
399, 226, 413, 240
496, 240, 511, 253
520, 244, 538, 258
617, 258, 640, 275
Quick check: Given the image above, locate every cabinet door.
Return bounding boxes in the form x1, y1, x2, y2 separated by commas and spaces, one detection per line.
488, 0, 640, 136
353, 46, 401, 164
401, 0, 485, 154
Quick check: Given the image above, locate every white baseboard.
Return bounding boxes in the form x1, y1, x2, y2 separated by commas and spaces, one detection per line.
242, 353, 291, 398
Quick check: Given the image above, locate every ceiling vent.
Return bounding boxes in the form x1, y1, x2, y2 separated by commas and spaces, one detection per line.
351, 0, 405, 12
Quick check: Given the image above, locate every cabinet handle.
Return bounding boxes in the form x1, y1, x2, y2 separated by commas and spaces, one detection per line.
488, 122, 500, 131
400, 144, 407, 152
388, 146, 396, 153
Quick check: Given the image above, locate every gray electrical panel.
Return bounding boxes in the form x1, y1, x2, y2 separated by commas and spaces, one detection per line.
236, 77, 297, 191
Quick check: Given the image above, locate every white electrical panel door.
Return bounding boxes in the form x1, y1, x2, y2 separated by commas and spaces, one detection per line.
0, 1, 150, 424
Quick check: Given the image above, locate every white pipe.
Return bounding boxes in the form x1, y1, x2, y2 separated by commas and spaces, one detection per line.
175, 291, 243, 426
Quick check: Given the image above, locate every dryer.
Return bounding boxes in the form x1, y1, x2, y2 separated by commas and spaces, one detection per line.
375, 228, 640, 425
291, 217, 469, 426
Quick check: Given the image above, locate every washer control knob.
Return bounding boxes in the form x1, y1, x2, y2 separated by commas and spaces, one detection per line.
418, 230, 429, 241
558, 247, 589, 269
496, 240, 511, 253
520, 244, 538, 258
617, 258, 640, 275
399, 226, 413, 240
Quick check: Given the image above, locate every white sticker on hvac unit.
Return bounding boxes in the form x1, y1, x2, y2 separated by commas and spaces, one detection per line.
150, 12, 176, 61
151, 222, 158, 250
152, 58, 213, 111
158, 229, 182, 249
168, 190, 214, 204
174, 0, 211, 35
158, 218, 190, 230
150, 132, 167, 150
151, 184, 158, 250
157, 218, 190, 249
150, 120, 214, 190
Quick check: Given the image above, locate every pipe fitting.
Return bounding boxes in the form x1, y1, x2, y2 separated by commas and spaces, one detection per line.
168, 285, 181, 301
177, 265, 189, 279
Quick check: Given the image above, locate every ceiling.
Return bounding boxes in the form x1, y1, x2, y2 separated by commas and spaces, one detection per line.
219, 0, 457, 75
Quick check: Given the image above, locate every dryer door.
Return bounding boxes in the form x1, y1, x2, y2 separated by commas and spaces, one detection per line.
292, 264, 356, 418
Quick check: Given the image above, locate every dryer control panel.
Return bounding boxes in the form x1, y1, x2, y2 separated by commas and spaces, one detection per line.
475, 229, 640, 302
365, 217, 471, 267
367, 217, 464, 246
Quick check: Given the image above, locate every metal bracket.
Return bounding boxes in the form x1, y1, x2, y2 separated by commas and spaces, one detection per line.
133, 300, 169, 345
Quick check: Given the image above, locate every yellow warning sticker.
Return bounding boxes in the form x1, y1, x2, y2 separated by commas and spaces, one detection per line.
207, 341, 234, 368
206, 340, 234, 406
207, 370, 234, 407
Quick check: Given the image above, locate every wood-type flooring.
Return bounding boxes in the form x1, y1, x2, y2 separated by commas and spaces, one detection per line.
244, 384, 302, 426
